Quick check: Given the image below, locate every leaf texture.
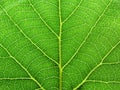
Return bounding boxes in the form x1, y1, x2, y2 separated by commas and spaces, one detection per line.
0, 0, 120, 90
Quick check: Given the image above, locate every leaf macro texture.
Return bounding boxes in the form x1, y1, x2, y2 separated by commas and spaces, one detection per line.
0, 0, 120, 90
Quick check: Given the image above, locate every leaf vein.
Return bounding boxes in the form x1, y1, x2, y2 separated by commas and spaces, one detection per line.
62, 0, 84, 24
0, 5, 58, 66
62, 0, 113, 70
27, 0, 59, 38
86, 80, 120, 84
0, 44, 45, 90
73, 40, 120, 90
58, 0, 63, 90
0, 78, 31, 80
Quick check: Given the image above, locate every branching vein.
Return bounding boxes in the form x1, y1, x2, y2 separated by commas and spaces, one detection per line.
0, 5, 58, 66
28, 0, 59, 38
73, 40, 120, 90
0, 44, 45, 90
62, 0, 113, 70
62, 0, 83, 24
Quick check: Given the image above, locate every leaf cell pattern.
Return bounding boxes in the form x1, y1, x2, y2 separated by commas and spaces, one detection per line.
0, 0, 120, 90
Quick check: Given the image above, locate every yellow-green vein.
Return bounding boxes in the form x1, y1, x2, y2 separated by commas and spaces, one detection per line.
0, 44, 45, 90
58, 0, 62, 90
86, 80, 120, 84
28, 0, 59, 38
62, 0, 83, 24
0, 5, 58, 66
62, 0, 113, 70
73, 40, 120, 90
0, 78, 31, 80
103, 62, 120, 65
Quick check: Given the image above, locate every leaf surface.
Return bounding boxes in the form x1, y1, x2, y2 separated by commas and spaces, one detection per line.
0, 0, 120, 90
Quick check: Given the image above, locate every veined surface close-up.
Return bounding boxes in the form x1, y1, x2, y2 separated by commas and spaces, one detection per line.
0, 0, 120, 90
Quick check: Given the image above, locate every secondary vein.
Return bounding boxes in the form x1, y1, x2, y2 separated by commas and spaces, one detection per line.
0, 44, 45, 90
62, 0, 113, 70
28, 0, 59, 38
0, 78, 31, 80
86, 80, 120, 84
62, 0, 83, 24
73, 40, 120, 90
0, 5, 58, 66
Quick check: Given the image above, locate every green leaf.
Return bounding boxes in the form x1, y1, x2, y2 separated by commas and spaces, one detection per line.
0, 0, 120, 90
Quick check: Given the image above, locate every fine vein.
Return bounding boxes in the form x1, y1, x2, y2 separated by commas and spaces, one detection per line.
0, 5, 58, 66
0, 44, 45, 90
0, 78, 31, 80
103, 62, 120, 65
62, 0, 83, 24
62, 0, 113, 70
28, 0, 59, 38
86, 80, 120, 84
73, 40, 120, 90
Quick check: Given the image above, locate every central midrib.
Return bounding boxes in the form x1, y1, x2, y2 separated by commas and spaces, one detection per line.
58, 0, 62, 90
